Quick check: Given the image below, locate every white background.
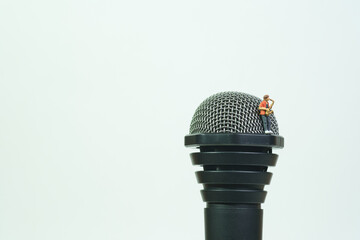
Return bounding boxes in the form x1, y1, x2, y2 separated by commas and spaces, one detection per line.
1, 0, 359, 239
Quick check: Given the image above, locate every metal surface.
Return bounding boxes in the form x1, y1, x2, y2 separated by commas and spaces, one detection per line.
189, 92, 279, 135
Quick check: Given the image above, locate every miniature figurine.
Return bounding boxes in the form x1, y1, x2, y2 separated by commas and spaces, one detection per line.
258, 95, 274, 134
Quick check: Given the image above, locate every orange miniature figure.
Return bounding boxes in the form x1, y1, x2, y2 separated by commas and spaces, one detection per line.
258, 95, 274, 134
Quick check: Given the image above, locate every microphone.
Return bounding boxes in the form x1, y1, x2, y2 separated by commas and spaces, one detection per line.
184, 92, 284, 240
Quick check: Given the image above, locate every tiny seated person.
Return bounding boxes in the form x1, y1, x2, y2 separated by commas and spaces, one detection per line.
258, 95, 274, 134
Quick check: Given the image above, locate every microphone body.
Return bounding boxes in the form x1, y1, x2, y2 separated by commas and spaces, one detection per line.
185, 92, 284, 240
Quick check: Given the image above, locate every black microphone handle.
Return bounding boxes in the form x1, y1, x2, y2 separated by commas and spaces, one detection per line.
205, 204, 263, 240
185, 134, 284, 240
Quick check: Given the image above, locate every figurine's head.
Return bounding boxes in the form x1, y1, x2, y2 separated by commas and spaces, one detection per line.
263, 95, 270, 101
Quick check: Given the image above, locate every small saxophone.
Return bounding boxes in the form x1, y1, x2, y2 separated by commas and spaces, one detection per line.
265, 109, 273, 116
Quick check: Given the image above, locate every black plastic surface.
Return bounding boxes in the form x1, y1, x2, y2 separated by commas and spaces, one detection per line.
185, 133, 284, 148
205, 206, 263, 240
185, 133, 284, 240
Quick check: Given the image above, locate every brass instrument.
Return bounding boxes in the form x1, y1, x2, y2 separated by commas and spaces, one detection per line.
265, 99, 275, 116
265, 109, 273, 116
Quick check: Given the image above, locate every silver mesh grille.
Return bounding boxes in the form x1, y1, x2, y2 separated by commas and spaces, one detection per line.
189, 92, 279, 135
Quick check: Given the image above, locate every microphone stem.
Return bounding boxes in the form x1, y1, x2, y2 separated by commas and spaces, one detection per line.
205, 203, 263, 240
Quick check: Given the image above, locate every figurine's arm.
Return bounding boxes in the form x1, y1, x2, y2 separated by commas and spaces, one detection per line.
259, 102, 269, 111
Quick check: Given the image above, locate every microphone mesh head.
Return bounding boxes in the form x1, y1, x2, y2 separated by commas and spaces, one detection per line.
189, 92, 279, 135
